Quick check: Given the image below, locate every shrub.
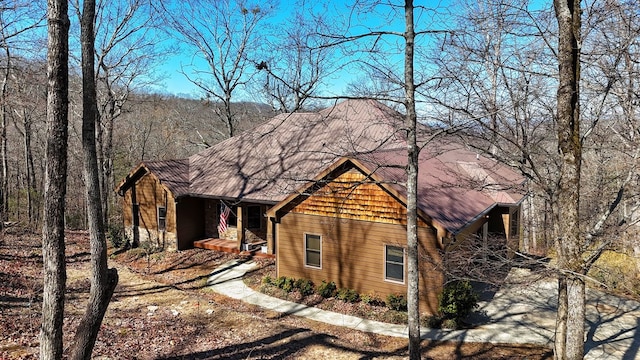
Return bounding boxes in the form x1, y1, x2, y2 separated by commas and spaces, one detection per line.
424, 314, 443, 328
317, 280, 337, 298
441, 318, 458, 329
361, 293, 385, 307
438, 280, 479, 322
386, 293, 407, 311
273, 276, 295, 292
336, 288, 359, 303
294, 278, 314, 296
107, 223, 125, 248
281, 277, 295, 292
261, 275, 273, 285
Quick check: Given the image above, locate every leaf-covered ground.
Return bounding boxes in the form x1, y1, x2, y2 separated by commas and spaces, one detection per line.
0, 229, 553, 359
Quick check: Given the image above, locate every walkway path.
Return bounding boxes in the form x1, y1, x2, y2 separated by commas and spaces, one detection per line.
207, 259, 640, 360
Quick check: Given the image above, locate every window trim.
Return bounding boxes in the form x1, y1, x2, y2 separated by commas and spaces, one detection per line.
157, 206, 167, 232
384, 244, 405, 284
304, 233, 322, 269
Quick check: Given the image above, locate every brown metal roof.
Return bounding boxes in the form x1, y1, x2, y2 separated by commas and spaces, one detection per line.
187, 99, 407, 202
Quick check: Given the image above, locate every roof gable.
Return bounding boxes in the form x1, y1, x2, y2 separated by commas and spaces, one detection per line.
117, 159, 190, 198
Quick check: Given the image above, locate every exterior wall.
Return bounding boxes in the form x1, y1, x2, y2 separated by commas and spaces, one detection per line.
121, 172, 177, 250
276, 212, 442, 314
275, 170, 443, 314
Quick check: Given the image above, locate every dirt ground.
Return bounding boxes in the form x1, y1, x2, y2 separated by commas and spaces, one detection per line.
0, 229, 553, 359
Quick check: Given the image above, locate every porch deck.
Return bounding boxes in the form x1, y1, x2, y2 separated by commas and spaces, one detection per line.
194, 238, 240, 253
193, 238, 274, 258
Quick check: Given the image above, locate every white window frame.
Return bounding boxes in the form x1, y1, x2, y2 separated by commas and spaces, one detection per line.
384, 244, 405, 284
304, 233, 322, 269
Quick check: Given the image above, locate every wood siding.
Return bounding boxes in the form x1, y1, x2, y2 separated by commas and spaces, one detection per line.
291, 169, 428, 226
121, 172, 177, 249
277, 213, 443, 314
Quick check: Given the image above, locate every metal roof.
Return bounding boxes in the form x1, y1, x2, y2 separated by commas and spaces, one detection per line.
187, 99, 407, 202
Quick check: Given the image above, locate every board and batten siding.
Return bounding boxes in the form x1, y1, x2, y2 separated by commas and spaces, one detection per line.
275, 169, 443, 314
122, 172, 177, 250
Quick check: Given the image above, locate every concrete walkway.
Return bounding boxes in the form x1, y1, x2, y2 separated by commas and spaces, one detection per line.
207, 260, 640, 360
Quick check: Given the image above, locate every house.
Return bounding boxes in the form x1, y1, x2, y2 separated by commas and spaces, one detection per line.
116, 99, 524, 312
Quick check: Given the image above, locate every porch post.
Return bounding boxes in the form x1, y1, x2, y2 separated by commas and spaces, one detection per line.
266, 217, 274, 254
236, 205, 244, 250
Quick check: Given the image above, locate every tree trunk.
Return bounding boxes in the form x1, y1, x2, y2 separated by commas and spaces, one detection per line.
40, 0, 70, 358
69, 0, 119, 358
554, 276, 568, 358
23, 110, 36, 224
553, 0, 584, 358
0, 47, 9, 225
404, 1, 420, 359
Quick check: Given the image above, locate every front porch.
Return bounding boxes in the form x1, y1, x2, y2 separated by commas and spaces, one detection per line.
194, 238, 273, 258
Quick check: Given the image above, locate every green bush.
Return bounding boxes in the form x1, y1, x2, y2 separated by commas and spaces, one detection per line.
441, 318, 458, 329
438, 280, 479, 322
386, 293, 407, 311
317, 280, 337, 298
361, 293, 385, 307
281, 277, 295, 292
272, 276, 295, 292
424, 314, 443, 328
262, 275, 273, 285
294, 278, 315, 296
336, 288, 359, 303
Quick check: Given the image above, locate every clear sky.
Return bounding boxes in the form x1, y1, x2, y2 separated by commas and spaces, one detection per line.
151, 0, 552, 99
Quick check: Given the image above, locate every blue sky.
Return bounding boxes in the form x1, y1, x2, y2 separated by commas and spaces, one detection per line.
152, 0, 552, 99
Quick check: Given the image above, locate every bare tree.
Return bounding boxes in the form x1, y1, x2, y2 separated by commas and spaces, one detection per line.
39, 0, 69, 358
255, 3, 335, 112
315, 2, 450, 357
553, 0, 583, 357
430, 0, 640, 357
68, 0, 166, 227
163, 0, 273, 140
68, 0, 119, 358
10, 61, 47, 226
0, 1, 44, 225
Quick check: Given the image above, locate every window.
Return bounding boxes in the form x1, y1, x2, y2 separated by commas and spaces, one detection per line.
510, 208, 520, 238
157, 206, 167, 231
305, 234, 321, 268
385, 245, 404, 283
247, 205, 262, 229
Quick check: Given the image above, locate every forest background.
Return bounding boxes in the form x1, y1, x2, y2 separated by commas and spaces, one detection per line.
2, 0, 640, 312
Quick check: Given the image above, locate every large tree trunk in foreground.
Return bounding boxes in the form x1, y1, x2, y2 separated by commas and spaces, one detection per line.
69, 0, 119, 358
40, 0, 70, 358
404, 1, 420, 359
553, 0, 584, 359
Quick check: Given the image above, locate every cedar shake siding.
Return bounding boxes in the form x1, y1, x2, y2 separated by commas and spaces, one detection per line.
122, 171, 177, 250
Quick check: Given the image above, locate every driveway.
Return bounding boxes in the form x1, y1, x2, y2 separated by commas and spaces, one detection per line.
467, 268, 640, 360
